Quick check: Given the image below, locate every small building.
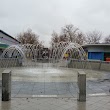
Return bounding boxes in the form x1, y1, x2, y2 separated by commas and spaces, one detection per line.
0, 30, 20, 56
0, 43, 9, 55
82, 44, 110, 61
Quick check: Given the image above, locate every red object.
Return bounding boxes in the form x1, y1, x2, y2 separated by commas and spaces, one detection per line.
106, 58, 110, 61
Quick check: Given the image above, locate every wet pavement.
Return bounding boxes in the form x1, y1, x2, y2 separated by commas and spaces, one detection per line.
0, 80, 108, 98
0, 66, 110, 109
0, 66, 110, 98
1, 96, 110, 110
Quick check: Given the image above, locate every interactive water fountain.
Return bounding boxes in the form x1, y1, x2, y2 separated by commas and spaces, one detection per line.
0, 42, 109, 99
0, 42, 87, 68
50, 42, 87, 67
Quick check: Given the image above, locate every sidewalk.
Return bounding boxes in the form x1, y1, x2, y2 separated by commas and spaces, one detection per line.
0, 96, 110, 110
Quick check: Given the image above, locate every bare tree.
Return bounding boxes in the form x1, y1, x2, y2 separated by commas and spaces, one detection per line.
51, 24, 86, 45
104, 35, 110, 43
51, 31, 59, 44
59, 34, 69, 42
17, 29, 39, 44
86, 30, 102, 44
61, 24, 79, 42
61, 24, 86, 45
75, 32, 86, 45
51, 31, 69, 45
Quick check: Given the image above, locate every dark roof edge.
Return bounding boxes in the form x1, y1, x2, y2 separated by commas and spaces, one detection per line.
0, 30, 20, 43
82, 44, 110, 47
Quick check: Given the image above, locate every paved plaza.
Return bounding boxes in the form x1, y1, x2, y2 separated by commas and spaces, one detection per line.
0, 66, 110, 97
0, 96, 110, 110
0, 66, 110, 109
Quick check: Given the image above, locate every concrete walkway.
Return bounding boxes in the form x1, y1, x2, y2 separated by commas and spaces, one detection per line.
11, 67, 110, 97
0, 66, 110, 109
1, 96, 110, 110
0, 67, 110, 97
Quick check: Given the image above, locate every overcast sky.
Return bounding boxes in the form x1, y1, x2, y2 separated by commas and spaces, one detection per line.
0, 0, 110, 46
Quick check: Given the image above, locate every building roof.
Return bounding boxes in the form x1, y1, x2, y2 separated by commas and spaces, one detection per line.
0, 43, 8, 49
0, 30, 20, 43
82, 43, 110, 48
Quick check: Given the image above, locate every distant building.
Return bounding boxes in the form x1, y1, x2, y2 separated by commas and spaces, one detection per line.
82, 44, 110, 61
0, 30, 20, 56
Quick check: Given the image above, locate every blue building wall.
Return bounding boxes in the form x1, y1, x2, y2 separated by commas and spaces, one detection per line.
88, 52, 104, 61
83, 44, 110, 61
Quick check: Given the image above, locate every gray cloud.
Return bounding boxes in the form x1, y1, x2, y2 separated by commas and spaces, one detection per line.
0, 0, 110, 46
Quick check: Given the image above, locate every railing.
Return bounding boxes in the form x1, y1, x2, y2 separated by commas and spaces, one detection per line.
68, 59, 110, 71
0, 58, 59, 68
1, 57, 110, 71
0, 58, 21, 68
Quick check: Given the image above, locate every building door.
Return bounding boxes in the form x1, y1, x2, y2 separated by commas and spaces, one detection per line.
104, 52, 110, 61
